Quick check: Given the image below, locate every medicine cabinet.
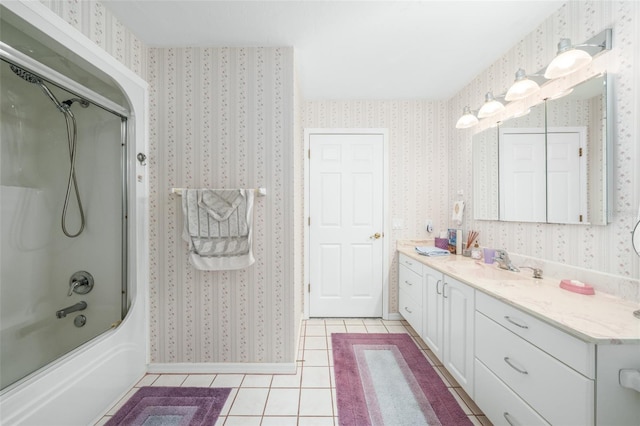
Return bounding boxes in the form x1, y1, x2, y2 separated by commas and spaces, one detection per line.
472, 73, 611, 225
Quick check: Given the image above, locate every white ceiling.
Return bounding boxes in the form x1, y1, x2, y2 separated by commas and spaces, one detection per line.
102, 0, 564, 100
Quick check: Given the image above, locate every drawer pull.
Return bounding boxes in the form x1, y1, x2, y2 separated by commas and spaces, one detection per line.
436, 279, 442, 295
504, 316, 529, 329
405, 280, 413, 286
504, 357, 528, 375
405, 260, 414, 266
404, 307, 413, 314
503, 412, 518, 426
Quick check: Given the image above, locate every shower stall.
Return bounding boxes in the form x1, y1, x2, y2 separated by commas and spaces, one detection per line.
0, 58, 126, 390
0, 3, 147, 425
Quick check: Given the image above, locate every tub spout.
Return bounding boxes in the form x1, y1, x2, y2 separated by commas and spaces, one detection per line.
56, 301, 87, 318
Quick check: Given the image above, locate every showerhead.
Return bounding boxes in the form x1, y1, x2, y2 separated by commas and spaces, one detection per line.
10, 64, 66, 112
10, 64, 42, 84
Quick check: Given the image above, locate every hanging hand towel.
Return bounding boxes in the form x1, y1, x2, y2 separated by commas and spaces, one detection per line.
452, 200, 465, 226
182, 189, 255, 270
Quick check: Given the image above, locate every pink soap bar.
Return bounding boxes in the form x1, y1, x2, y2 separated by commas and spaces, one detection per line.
559, 279, 595, 295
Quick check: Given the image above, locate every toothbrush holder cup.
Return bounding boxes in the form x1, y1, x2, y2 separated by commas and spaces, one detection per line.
483, 248, 496, 264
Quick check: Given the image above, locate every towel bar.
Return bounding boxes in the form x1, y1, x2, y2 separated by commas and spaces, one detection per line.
170, 187, 267, 196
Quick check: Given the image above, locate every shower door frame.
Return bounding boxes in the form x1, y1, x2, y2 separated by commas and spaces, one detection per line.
0, 2, 149, 425
0, 44, 131, 383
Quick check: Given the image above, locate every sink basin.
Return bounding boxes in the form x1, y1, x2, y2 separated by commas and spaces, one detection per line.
468, 264, 528, 281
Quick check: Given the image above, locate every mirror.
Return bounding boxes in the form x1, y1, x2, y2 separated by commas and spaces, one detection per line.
546, 74, 609, 225
472, 73, 610, 225
472, 126, 499, 220
498, 103, 546, 222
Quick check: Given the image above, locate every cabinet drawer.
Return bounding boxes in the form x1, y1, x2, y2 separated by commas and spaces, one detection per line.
399, 264, 423, 302
476, 291, 594, 378
475, 359, 550, 426
399, 253, 422, 275
399, 288, 423, 336
476, 312, 594, 426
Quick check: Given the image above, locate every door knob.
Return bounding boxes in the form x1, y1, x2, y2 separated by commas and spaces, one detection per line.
370, 232, 382, 240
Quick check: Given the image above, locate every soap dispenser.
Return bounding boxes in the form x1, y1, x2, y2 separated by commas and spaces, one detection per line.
471, 241, 482, 260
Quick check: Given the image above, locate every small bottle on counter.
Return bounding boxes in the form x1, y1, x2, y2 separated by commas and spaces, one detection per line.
471, 241, 482, 260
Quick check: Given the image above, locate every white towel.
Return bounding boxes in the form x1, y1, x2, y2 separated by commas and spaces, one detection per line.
182, 189, 255, 270
415, 246, 450, 257
452, 200, 465, 226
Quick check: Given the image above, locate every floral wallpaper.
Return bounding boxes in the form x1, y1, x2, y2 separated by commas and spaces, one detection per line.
146, 47, 297, 363
449, 1, 639, 301
42, 0, 638, 359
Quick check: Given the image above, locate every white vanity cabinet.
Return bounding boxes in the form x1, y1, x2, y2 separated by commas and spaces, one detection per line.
398, 254, 424, 336
442, 275, 475, 397
475, 291, 595, 425
396, 246, 640, 426
422, 264, 444, 360
421, 264, 475, 397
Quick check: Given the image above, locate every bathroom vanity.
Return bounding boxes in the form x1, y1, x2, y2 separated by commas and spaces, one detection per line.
397, 245, 640, 426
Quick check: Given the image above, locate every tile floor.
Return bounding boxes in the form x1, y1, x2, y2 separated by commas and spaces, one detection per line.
96, 319, 491, 425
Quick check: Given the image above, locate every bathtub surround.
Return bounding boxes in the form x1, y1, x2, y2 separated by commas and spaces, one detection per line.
1, 2, 148, 425
39, 0, 640, 371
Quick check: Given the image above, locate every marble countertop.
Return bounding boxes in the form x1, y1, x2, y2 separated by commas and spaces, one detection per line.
398, 241, 640, 344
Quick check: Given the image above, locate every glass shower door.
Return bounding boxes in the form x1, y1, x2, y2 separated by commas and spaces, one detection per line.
0, 58, 126, 390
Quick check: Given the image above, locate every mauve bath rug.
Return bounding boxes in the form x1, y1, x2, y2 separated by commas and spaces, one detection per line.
105, 386, 231, 426
332, 333, 472, 426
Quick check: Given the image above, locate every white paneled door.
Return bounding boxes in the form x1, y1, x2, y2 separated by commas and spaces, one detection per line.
309, 133, 384, 317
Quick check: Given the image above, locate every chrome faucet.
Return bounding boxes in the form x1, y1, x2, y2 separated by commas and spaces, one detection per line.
494, 249, 520, 272
519, 265, 543, 279
56, 301, 87, 318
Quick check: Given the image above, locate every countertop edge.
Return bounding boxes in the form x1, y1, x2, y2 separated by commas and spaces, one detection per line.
397, 245, 640, 345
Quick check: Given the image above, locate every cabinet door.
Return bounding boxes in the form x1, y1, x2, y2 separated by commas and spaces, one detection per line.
443, 276, 475, 397
398, 264, 423, 336
423, 265, 443, 361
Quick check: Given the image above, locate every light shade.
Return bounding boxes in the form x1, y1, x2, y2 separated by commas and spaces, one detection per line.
505, 68, 540, 101
548, 88, 574, 100
455, 106, 478, 129
477, 92, 504, 118
544, 38, 592, 79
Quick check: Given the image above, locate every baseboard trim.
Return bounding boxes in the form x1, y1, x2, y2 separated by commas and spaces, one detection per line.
147, 362, 297, 375
386, 312, 403, 321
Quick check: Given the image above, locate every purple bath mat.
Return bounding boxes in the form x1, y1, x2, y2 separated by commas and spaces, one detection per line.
105, 386, 231, 426
332, 333, 472, 425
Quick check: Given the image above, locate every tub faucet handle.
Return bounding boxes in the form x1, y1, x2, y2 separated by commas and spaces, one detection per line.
68, 271, 94, 296
68, 279, 87, 296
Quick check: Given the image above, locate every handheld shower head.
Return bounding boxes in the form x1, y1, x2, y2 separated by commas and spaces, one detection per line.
10, 64, 42, 84
10, 64, 66, 112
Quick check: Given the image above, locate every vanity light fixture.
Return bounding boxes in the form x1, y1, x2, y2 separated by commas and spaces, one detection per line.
544, 38, 592, 79
455, 106, 479, 129
455, 29, 611, 129
477, 91, 504, 118
512, 107, 531, 118
548, 88, 574, 100
505, 68, 540, 101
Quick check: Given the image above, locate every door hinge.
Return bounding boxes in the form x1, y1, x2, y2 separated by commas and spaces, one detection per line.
579, 147, 583, 157
579, 214, 583, 222
308, 284, 311, 292
308, 149, 310, 159
308, 217, 311, 226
